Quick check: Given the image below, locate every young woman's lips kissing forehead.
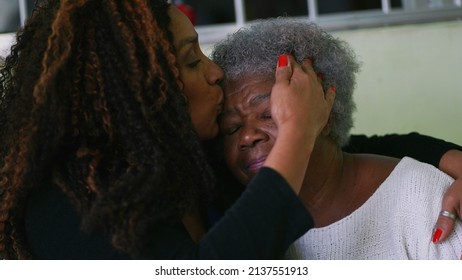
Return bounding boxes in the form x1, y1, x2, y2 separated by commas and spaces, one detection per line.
246, 156, 267, 173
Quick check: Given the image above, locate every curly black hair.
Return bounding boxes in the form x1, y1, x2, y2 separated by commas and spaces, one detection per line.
0, 0, 215, 259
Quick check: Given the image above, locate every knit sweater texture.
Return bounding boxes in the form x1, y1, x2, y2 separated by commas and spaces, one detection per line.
286, 157, 462, 259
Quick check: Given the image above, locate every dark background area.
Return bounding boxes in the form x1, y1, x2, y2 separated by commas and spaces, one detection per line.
173, 0, 402, 25
0, 0, 44, 33
1, 0, 403, 33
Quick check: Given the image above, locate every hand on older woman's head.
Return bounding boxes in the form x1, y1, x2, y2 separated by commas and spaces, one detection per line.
271, 54, 335, 139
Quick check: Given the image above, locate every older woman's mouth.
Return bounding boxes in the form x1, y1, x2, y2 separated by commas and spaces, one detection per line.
247, 156, 267, 173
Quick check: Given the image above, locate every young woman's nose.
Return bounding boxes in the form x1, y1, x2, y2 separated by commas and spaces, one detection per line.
206, 58, 224, 85
238, 125, 269, 150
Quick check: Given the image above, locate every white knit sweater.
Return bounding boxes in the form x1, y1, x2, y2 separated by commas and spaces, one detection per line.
286, 157, 462, 259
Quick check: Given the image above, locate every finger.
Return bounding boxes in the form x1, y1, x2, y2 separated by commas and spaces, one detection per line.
277, 53, 290, 68
301, 57, 315, 76
432, 210, 457, 243
275, 54, 292, 85
324, 85, 336, 108
433, 184, 462, 243
289, 55, 307, 73
302, 57, 313, 69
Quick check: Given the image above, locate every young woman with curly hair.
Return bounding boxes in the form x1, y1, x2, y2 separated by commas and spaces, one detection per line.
0, 0, 459, 260
0, 0, 335, 259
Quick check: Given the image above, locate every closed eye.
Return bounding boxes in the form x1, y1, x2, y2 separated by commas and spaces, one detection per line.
222, 125, 241, 136
187, 59, 202, 68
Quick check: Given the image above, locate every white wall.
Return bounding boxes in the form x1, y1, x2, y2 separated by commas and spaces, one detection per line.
0, 33, 15, 58
332, 20, 462, 145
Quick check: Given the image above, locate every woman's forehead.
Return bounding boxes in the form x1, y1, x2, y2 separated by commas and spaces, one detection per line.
168, 6, 197, 49
224, 76, 273, 96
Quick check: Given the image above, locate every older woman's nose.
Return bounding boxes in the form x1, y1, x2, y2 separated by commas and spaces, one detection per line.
238, 126, 268, 150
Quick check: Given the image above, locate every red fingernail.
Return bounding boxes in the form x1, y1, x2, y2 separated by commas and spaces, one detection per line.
330, 85, 337, 92
432, 228, 442, 243
277, 54, 288, 68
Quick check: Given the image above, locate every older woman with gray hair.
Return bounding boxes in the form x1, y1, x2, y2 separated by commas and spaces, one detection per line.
213, 18, 358, 147
212, 17, 462, 259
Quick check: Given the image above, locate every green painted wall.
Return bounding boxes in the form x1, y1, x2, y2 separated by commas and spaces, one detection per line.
332, 20, 462, 145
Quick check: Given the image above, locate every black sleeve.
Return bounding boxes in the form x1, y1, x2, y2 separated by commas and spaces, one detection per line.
344, 132, 462, 168
26, 167, 313, 259
25, 183, 129, 260
145, 167, 314, 259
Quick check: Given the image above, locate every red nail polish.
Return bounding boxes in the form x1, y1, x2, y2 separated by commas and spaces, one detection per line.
330, 85, 337, 92
432, 228, 442, 243
277, 54, 288, 68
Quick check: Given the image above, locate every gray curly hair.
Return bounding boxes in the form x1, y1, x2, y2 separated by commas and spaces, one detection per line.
212, 17, 361, 147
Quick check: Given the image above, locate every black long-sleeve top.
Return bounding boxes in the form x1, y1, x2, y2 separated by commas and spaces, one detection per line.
25, 167, 312, 259
344, 132, 461, 167
23, 132, 462, 259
